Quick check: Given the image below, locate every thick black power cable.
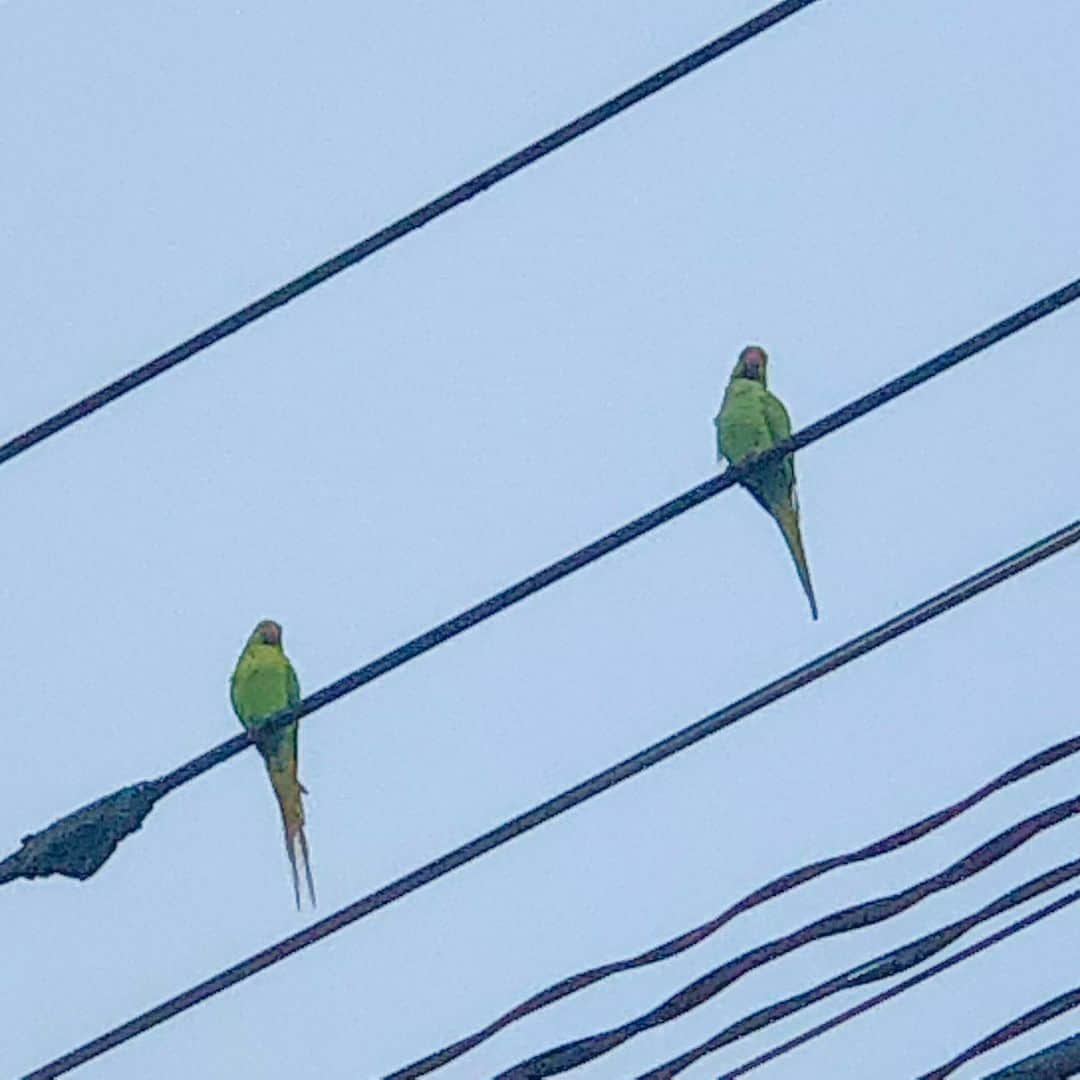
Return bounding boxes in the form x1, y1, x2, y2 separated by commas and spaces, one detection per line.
714, 888, 1080, 1079
980, 1031, 1080, 1080
23, 519, 1079, 1078
499, 799, 1080, 1078
389, 733, 1080, 1078
648, 867, 1080, 1079
921, 987, 1080, 1079
6, 278, 1077, 891
0, 0, 821, 470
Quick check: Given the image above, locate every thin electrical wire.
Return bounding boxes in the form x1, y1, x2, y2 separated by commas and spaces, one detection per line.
389, 732, 1080, 1078
32, 278, 1080, 817
0, 0, 821, 470
714, 889, 1080, 1079
23, 518, 1080, 1079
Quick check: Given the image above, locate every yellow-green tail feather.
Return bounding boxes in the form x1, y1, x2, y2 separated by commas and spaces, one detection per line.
267, 763, 316, 909
771, 499, 819, 620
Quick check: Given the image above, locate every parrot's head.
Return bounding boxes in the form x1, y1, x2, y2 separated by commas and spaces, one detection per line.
732, 345, 768, 386
250, 619, 283, 647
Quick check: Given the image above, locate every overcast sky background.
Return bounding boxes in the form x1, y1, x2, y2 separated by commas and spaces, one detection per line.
3, 2, 1079, 1077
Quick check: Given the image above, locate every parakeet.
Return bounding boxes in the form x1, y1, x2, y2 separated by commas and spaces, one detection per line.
230, 619, 316, 908
714, 345, 818, 620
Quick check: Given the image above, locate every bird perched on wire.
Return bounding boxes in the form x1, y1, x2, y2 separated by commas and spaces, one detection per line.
714, 344, 818, 620
230, 619, 316, 908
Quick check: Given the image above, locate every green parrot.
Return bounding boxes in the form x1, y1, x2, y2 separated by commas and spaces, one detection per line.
714, 345, 818, 620
230, 619, 316, 908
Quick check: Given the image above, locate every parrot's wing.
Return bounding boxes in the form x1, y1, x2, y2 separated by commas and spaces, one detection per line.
285, 660, 303, 771
229, 651, 249, 726
761, 389, 792, 442
283, 655, 308, 789
762, 389, 796, 495
285, 661, 301, 707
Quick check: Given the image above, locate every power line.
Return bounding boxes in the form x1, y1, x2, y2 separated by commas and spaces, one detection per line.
24, 518, 1079, 1079
7, 277, 1077, 887
715, 886, 1080, 1080
649, 864, 1080, 1079
980, 1031, 1080, 1080
921, 987, 1080, 1079
128, 275, 1080, 759
0, 0, 821, 471
499, 798, 1080, 1078
390, 732, 1080, 1078
4, 8, 1073, 1078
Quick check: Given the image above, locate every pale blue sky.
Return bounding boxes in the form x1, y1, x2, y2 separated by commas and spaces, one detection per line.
2, 2, 1078, 1077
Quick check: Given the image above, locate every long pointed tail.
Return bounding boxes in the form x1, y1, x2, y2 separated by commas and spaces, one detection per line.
267, 766, 317, 909
771, 499, 819, 620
